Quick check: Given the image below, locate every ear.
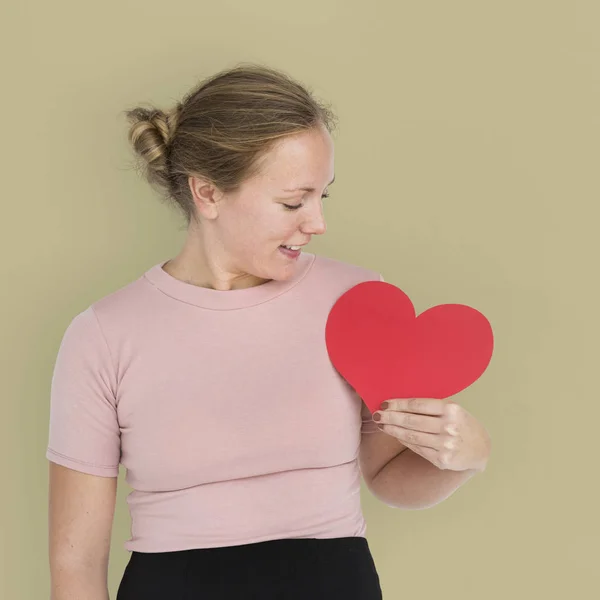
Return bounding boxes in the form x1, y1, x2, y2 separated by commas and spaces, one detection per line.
188, 174, 225, 220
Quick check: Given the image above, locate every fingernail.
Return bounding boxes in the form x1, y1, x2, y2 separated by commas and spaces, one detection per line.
380, 402, 389, 410
373, 412, 382, 422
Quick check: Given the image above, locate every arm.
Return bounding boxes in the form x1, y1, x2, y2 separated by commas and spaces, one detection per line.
359, 401, 485, 509
48, 463, 118, 600
367, 448, 482, 510
358, 401, 410, 486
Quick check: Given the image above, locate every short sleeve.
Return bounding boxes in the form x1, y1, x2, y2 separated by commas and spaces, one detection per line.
46, 306, 121, 477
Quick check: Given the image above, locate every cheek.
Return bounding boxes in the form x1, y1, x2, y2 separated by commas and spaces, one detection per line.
226, 205, 298, 248
258, 210, 298, 239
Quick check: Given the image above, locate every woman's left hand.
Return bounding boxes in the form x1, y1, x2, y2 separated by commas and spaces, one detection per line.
373, 398, 491, 472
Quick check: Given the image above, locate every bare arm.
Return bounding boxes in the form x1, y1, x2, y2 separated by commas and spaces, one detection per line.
48, 462, 118, 599
358, 400, 409, 487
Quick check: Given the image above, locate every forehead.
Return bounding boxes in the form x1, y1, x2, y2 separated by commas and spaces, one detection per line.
257, 127, 334, 187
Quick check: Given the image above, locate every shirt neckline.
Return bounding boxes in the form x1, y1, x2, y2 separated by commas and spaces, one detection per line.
143, 251, 316, 310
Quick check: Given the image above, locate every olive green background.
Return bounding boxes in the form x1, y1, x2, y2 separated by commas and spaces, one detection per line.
2, 1, 598, 598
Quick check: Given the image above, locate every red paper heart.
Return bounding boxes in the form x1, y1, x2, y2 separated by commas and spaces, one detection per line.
325, 281, 494, 413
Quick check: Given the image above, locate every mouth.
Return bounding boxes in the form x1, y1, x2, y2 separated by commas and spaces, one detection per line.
279, 245, 303, 258
280, 242, 309, 250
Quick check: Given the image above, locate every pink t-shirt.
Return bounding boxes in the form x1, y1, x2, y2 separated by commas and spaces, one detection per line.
46, 252, 383, 553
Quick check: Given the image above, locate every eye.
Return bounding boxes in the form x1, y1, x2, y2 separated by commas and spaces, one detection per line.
282, 192, 330, 211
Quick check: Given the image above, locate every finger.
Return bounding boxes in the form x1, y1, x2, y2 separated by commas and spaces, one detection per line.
443, 401, 464, 423
441, 402, 464, 434
376, 410, 444, 434
377, 424, 452, 451
381, 398, 448, 416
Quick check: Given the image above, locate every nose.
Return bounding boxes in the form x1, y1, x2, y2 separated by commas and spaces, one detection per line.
300, 203, 327, 236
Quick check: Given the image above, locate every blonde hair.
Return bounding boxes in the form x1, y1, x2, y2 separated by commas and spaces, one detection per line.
123, 62, 338, 226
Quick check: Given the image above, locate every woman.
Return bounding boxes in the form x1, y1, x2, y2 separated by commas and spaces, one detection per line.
47, 63, 490, 599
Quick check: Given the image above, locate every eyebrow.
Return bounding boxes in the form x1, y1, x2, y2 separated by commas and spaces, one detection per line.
282, 175, 335, 192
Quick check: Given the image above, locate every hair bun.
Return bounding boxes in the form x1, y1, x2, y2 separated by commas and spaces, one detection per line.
125, 105, 176, 191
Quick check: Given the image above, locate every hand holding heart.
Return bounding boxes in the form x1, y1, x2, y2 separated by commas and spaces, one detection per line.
326, 279, 495, 473
373, 397, 491, 471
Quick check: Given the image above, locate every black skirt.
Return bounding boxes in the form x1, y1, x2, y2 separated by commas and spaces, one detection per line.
116, 536, 383, 599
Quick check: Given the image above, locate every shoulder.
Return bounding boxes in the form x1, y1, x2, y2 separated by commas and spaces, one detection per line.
84, 270, 154, 332
311, 253, 382, 286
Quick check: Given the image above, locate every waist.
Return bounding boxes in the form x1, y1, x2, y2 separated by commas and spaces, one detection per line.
121, 536, 382, 600
124, 463, 365, 552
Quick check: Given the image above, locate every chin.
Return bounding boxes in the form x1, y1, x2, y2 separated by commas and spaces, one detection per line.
271, 266, 294, 282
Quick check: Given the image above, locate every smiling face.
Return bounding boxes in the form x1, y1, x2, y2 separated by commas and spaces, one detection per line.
177, 123, 335, 290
